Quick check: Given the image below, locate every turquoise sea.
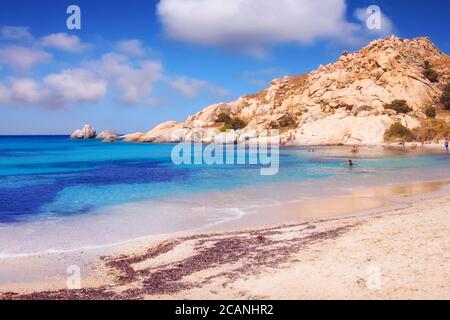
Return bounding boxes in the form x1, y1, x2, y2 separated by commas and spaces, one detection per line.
1, 135, 450, 256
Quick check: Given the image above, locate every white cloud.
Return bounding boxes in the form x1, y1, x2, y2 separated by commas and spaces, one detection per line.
208, 85, 230, 98
0, 28, 231, 107
8, 78, 54, 105
115, 39, 146, 57
0, 83, 8, 102
0, 78, 62, 108
170, 76, 207, 98
170, 76, 230, 98
44, 69, 107, 102
0, 70, 106, 109
93, 53, 164, 105
157, 0, 360, 57
0, 45, 51, 71
41, 33, 90, 52
1, 26, 33, 41
0, 47, 226, 108
354, 7, 394, 36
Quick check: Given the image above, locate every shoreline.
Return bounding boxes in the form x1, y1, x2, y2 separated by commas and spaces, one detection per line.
1, 179, 449, 299
2, 134, 449, 149
0, 176, 448, 259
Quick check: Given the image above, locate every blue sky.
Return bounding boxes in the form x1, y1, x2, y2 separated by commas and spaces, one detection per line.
0, 0, 449, 134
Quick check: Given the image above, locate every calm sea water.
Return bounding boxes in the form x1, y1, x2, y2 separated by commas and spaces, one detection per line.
1, 135, 450, 256
1, 135, 450, 224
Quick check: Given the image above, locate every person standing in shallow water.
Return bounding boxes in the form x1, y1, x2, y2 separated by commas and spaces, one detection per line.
445, 139, 449, 152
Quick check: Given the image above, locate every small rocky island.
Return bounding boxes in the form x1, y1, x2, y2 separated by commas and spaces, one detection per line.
70, 125, 118, 142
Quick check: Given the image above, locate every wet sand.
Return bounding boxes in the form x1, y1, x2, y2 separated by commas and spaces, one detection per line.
206, 179, 450, 232
0, 180, 449, 299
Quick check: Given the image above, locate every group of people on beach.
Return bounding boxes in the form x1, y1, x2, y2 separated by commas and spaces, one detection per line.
279, 136, 449, 152
351, 145, 359, 153
347, 139, 449, 168
399, 139, 449, 152
280, 132, 296, 146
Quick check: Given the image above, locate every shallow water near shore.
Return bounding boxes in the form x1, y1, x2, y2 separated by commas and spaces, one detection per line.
1, 135, 450, 257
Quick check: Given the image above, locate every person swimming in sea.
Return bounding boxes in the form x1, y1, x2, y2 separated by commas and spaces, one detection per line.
347, 159, 376, 175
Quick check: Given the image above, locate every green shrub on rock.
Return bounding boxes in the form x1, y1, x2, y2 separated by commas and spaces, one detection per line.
268, 114, 298, 130
384, 122, 415, 142
384, 100, 412, 114
413, 119, 450, 141
215, 113, 232, 123
229, 117, 247, 130
425, 106, 437, 118
277, 114, 298, 129
216, 113, 247, 131
424, 61, 439, 83
442, 83, 450, 110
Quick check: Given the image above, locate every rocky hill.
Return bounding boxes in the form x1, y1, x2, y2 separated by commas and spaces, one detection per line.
124, 36, 450, 145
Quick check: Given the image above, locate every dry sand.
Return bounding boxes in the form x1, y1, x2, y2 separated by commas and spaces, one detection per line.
1, 183, 449, 300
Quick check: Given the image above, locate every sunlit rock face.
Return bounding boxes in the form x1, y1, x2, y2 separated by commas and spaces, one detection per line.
129, 36, 449, 145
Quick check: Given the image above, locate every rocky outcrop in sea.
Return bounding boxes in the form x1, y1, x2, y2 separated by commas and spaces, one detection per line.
70, 124, 97, 139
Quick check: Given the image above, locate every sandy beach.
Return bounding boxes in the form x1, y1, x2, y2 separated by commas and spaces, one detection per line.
1, 180, 449, 300
1, 0, 449, 305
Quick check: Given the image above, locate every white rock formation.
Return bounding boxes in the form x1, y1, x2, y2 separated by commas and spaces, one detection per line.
126, 36, 449, 145
97, 130, 117, 140
70, 124, 96, 139
139, 121, 185, 143
122, 132, 146, 142
295, 114, 394, 145
102, 136, 117, 143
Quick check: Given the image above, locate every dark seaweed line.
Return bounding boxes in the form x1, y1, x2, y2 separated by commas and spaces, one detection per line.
0, 221, 358, 300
